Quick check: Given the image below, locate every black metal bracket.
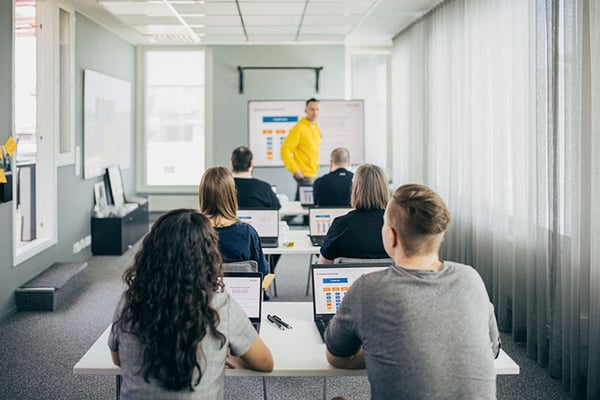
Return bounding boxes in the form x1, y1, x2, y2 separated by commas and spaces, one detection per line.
237, 66, 323, 94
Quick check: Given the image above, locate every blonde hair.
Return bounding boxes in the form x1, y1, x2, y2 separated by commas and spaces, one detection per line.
387, 184, 451, 256
351, 164, 389, 210
198, 166, 238, 221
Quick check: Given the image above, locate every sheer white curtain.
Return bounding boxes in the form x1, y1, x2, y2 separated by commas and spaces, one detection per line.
392, 0, 599, 398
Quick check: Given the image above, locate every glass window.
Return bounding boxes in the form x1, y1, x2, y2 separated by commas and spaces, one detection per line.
58, 5, 74, 164
143, 50, 205, 187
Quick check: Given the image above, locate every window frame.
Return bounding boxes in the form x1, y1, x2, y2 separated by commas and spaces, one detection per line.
56, 2, 75, 166
136, 46, 212, 194
13, 0, 58, 266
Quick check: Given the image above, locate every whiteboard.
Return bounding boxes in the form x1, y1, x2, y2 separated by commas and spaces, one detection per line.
83, 70, 132, 179
248, 100, 364, 167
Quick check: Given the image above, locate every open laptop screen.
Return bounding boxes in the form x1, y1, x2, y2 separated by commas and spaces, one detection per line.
222, 273, 262, 320
237, 209, 279, 238
312, 264, 389, 315
299, 185, 314, 206
309, 207, 353, 236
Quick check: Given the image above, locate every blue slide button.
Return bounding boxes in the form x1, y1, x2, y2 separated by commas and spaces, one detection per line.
263, 116, 298, 123
323, 278, 349, 284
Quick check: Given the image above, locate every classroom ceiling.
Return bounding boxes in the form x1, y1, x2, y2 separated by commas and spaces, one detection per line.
71, 0, 442, 46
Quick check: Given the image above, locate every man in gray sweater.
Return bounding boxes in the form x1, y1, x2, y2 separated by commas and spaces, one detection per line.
325, 184, 500, 400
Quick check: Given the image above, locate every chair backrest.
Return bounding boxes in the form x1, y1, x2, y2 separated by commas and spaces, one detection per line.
333, 257, 394, 266
223, 260, 259, 273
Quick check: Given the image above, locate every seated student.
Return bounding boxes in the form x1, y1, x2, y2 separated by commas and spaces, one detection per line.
318, 163, 389, 263
231, 146, 281, 209
199, 166, 270, 276
313, 147, 353, 207
325, 184, 500, 400
109, 209, 273, 399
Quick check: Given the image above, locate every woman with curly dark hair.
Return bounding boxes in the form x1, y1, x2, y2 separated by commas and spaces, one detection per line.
109, 209, 273, 399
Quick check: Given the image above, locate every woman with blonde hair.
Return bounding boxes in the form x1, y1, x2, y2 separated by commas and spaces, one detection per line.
199, 166, 270, 275
318, 163, 390, 263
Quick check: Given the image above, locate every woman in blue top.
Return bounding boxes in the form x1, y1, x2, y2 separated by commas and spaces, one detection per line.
318, 163, 390, 263
199, 166, 270, 276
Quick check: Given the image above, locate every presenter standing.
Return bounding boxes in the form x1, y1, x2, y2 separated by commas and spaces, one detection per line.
280, 98, 322, 200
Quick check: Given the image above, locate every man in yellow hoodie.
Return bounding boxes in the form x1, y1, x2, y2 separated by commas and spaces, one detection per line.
280, 98, 322, 200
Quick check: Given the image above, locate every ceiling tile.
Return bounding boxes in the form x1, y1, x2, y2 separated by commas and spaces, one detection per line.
193, 25, 245, 34
202, 33, 249, 42
100, 2, 172, 16
300, 24, 353, 34
183, 15, 241, 24
295, 33, 346, 42
302, 15, 363, 25
238, 2, 306, 15
243, 15, 302, 25
247, 33, 297, 42
119, 15, 180, 25
171, 2, 239, 15
304, 2, 374, 15
135, 24, 190, 35
245, 25, 298, 34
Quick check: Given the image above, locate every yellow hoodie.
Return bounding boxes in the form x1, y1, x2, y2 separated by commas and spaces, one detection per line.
280, 117, 322, 178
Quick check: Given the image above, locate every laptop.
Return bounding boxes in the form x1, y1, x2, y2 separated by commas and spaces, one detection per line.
222, 272, 263, 332
311, 263, 391, 342
308, 207, 353, 247
237, 208, 279, 248
299, 185, 314, 207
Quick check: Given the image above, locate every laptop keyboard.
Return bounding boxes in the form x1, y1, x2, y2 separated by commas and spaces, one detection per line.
316, 319, 330, 341
310, 236, 325, 247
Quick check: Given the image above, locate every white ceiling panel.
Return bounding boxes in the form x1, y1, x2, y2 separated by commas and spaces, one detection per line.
300, 25, 353, 34
193, 25, 245, 34
296, 33, 347, 42
135, 24, 190, 35
71, 0, 443, 45
243, 16, 302, 25
171, 2, 240, 15
301, 14, 364, 25
247, 33, 297, 41
119, 16, 180, 25
99, 2, 172, 16
238, 2, 306, 15
304, 2, 374, 15
245, 25, 298, 34
183, 15, 241, 24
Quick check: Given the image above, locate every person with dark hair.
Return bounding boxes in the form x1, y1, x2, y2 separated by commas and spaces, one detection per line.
109, 209, 273, 398
318, 163, 389, 263
199, 166, 270, 276
313, 147, 353, 207
231, 146, 280, 209
325, 184, 500, 400
281, 98, 321, 200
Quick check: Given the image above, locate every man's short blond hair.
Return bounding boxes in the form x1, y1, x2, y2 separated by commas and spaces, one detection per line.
387, 184, 451, 256
330, 147, 350, 166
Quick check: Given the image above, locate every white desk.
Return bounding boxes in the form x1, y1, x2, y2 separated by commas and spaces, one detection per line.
264, 229, 319, 255
279, 201, 308, 218
74, 302, 519, 377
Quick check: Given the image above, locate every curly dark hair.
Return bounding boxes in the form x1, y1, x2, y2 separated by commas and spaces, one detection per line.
112, 208, 226, 391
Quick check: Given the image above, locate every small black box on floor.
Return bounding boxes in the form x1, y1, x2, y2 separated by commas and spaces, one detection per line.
15, 262, 88, 311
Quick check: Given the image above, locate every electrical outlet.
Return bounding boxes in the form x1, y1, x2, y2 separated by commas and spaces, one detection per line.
73, 241, 82, 254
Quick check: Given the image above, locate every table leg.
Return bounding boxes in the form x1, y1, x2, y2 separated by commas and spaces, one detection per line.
116, 375, 121, 400
262, 376, 268, 400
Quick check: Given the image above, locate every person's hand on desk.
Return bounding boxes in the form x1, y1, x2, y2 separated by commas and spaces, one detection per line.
226, 336, 274, 372
293, 170, 305, 180
326, 348, 366, 370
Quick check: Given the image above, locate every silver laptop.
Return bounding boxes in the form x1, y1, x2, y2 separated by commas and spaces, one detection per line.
311, 263, 391, 342
222, 272, 263, 332
308, 207, 353, 247
299, 185, 314, 206
237, 208, 279, 248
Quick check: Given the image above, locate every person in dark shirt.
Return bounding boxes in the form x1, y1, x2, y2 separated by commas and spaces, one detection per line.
231, 146, 281, 209
313, 147, 354, 207
318, 163, 389, 263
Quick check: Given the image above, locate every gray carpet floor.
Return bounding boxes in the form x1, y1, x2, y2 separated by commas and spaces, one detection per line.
0, 237, 573, 399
